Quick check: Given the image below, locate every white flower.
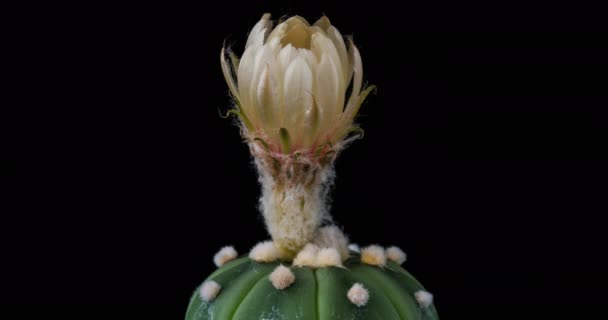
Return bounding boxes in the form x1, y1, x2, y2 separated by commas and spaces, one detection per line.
220, 14, 373, 257
221, 14, 370, 153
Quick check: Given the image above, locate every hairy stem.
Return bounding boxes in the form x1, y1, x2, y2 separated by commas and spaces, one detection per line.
254, 150, 335, 258
261, 182, 325, 257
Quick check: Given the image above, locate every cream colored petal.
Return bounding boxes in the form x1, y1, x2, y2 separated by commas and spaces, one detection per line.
315, 54, 340, 134
248, 44, 275, 114
326, 26, 349, 83
253, 48, 283, 131
278, 44, 298, 71
312, 33, 346, 120
302, 96, 320, 147
245, 13, 272, 50
313, 16, 331, 31
237, 45, 263, 126
283, 56, 313, 143
268, 16, 311, 48
254, 65, 277, 128
343, 42, 363, 119
237, 48, 255, 117
310, 33, 343, 79
269, 59, 284, 130
220, 47, 239, 100
298, 48, 318, 70
266, 22, 287, 44
266, 36, 282, 52
286, 15, 311, 26
281, 19, 312, 49
345, 37, 355, 88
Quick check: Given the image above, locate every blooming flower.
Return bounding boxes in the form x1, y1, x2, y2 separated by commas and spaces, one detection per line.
220, 13, 372, 154
220, 14, 374, 256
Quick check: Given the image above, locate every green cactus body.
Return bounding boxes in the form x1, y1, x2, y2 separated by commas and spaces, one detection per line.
186, 254, 439, 320
199, 13, 440, 320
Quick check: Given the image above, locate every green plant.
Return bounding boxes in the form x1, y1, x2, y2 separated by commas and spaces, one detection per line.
186, 13, 439, 320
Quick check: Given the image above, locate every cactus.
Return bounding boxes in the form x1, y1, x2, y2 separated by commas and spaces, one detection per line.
186, 13, 439, 320
186, 254, 438, 320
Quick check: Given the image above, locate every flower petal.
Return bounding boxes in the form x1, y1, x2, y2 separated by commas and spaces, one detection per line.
313, 16, 331, 31
245, 13, 272, 50
311, 32, 343, 80
326, 26, 349, 83
298, 48, 318, 71
278, 44, 298, 71
255, 64, 279, 129
281, 19, 312, 49
283, 56, 313, 143
302, 97, 320, 147
343, 41, 363, 118
315, 54, 340, 134
238, 44, 263, 126
220, 47, 240, 100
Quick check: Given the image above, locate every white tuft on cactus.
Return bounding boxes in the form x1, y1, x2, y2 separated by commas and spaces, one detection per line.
386, 246, 407, 265
269, 265, 296, 290
348, 243, 361, 253
213, 246, 238, 267
199, 280, 221, 302
293, 243, 320, 267
361, 245, 387, 267
312, 225, 350, 261
347, 283, 370, 307
249, 240, 281, 262
415, 290, 434, 308
316, 247, 343, 267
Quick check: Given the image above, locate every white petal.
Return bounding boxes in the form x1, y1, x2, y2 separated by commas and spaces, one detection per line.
279, 44, 298, 71
281, 19, 312, 49
245, 13, 272, 50
343, 42, 363, 119
283, 56, 313, 141
266, 16, 310, 48
286, 15, 311, 26
345, 37, 355, 89
247, 45, 276, 125
255, 65, 279, 128
298, 48, 318, 71
315, 54, 340, 133
326, 26, 349, 83
237, 45, 261, 125
313, 16, 331, 31
311, 33, 344, 83
266, 22, 287, 45
220, 47, 239, 100
302, 97, 320, 147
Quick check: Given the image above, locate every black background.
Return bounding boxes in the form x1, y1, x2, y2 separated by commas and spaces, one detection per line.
8, 0, 607, 319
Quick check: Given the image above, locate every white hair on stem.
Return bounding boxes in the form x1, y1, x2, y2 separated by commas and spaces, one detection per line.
255, 147, 337, 257
199, 280, 221, 302
415, 290, 434, 308
348, 243, 360, 253
293, 243, 320, 267
361, 245, 387, 267
386, 246, 407, 265
249, 240, 281, 262
269, 265, 296, 289
213, 246, 238, 267
312, 225, 349, 261
316, 247, 343, 267
347, 283, 369, 307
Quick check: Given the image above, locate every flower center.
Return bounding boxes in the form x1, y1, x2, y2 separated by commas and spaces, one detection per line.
281, 20, 312, 49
